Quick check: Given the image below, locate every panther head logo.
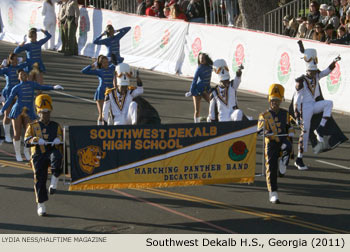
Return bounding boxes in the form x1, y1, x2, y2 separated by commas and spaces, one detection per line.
77, 145, 106, 174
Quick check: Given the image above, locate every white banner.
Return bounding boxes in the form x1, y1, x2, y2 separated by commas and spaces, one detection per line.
1, 0, 349, 112
183, 23, 350, 112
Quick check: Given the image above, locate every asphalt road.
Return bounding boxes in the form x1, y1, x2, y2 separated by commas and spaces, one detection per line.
0, 41, 349, 234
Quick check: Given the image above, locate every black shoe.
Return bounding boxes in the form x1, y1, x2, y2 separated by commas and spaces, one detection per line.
314, 125, 325, 143
294, 157, 308, 170
49, 187, 56, 195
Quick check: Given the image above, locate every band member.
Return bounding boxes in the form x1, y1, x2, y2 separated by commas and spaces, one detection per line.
258, 84, 293, 204
0, 53, 28, 143
0, 70, 63, 162
14, 28, 51, 84
81, 55, 115, 125
207, 59, 244, 122
93, 25, 131, 65
293, 40, 340, 170
24, 94, 63, 216
103, 63, 143, 125
185, 52, 213, 123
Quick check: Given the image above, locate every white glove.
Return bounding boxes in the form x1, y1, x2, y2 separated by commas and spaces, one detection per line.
51, 137, 61, 146
38, 138, 46, 145
185, 92, 192, 97
18, 57, 23, 64
0, 110, 3, 117
0, 95, 4, 103
1, 59, 7, 67
281, 143, 287, 150
92, 61, 98, 67
53, 85, 64, 90
23, 35, 27, 43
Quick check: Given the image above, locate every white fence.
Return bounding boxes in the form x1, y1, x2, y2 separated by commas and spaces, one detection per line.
1, 0, 349, 113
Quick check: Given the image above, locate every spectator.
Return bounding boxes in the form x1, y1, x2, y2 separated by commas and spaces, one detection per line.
330, 26, 350, 44
169, 3, 187, 20
180, 0, 190, 14
136, 0, 146, 15
332, 0, 341, 17
339, 0, 348, 18
152, 0, 165, 18
164, 5, 171, 18
64, 0, 80, 56
282, 15, 292, 36
313, 22, 326, 42
41, 0, 57, 51
146, 0, 156, 16
305, 18, 315, 39
186, 0, 205, 23
289, 18, 299, 37
296, 21, 307, 38
344, 9, 350, 32
58, 0, 68, 53
307, 1, 320, 24
340, 15, 347, 28
324, 24, 337, 42
326, 6, 340, 29
224, 0, 235, 27
319, 4, 328, 25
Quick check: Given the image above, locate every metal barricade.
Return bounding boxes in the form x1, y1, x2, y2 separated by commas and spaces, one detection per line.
81, 0, 239, 27
263, 0, 329, 35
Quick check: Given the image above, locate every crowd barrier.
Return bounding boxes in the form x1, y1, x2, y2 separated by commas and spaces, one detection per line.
0, 0, 349, 113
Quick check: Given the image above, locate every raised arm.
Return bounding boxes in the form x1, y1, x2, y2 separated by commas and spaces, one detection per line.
38, 30, 52, 46
93, 33, 111, 45
81, 64, 99, 75
114, 27, 131, 39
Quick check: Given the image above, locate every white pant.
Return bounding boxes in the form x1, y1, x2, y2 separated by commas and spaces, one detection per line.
114, 101, 138, 125
299, 100, 333, 153
230, 109, 243, 121
43, 20, 56, 50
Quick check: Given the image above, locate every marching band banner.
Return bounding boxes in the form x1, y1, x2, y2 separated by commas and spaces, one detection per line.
69, 121, 257, 190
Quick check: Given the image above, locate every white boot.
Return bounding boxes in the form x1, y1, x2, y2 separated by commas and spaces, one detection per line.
49, 175, 59, 195
194, 117, 200, 123
37, 203, 47, 216
3, 123, 12, 143
269, 191, 280, 204
13, 140, 23, 162
97, 120, 103, 126
278, 159, 287, 176
23, 147, 31, 161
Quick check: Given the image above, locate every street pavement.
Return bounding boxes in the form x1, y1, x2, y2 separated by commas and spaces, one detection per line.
0, 41, 349, 234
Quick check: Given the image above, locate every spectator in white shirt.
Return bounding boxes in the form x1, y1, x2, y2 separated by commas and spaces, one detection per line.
42, 0, 57, 50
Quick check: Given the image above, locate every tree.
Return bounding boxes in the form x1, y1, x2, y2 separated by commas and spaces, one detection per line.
237, 0, 279, 30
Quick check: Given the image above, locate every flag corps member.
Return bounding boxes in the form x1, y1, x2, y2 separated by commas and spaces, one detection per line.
103, 63, 143, 125
258, 84, 293, 204
207, 59, 244, 122
24, 94, 63, 216
291, 40, 347, 170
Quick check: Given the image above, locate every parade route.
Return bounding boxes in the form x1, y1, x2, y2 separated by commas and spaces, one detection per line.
0, 41, 349, 234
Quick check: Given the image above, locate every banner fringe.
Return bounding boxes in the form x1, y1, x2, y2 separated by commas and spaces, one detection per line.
69, 177, 255, 191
